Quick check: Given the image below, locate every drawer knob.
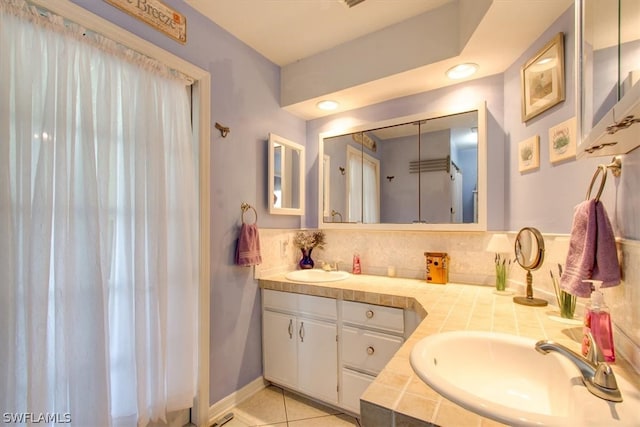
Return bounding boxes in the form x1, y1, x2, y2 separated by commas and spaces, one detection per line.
365, 310, 374, 319
367, 346, 375, 355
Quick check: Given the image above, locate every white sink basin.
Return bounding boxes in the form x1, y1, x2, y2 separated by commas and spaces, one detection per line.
410, 331, 640, 426
285, 269, 350, 283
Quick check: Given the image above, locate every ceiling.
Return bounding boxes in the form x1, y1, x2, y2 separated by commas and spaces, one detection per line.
184, 0, 573, 120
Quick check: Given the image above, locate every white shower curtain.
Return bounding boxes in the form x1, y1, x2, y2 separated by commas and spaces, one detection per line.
0, 2, 198, 426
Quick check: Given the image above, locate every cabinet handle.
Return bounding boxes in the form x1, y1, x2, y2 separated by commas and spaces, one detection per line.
299, 322, 304, 342
288, 319, 293, 339
606, 115, 640, 134
367, 346, 375, 355
584, 141, 617, 154
366, 310, 374, 319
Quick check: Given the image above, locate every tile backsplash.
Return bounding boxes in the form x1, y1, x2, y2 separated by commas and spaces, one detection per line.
256, 228, 640, 373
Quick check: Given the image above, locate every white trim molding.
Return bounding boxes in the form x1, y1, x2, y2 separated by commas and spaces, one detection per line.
208, 377, 269, 425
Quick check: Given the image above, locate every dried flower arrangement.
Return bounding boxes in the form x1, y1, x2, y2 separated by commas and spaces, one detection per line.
293, 230, 326, 251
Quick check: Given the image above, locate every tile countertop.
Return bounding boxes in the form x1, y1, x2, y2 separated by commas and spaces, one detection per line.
258, 273, 640, 427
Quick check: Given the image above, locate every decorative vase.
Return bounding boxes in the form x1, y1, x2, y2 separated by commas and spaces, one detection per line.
299, 248, 314, 269
495, 263, 507, 291
558, 290, 577, 319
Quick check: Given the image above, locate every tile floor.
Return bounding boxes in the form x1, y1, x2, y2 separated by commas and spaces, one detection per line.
220, 385, 360, 427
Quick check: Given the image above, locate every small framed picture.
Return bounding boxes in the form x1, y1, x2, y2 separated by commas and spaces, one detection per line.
518, 135, 540, 173
521, 33, 565, 122
549, 117, 577, 163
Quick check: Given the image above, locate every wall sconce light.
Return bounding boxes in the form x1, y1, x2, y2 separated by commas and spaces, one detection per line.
386, 176, 394, 182
339, 166, 345, 175
215, 122, 230, 138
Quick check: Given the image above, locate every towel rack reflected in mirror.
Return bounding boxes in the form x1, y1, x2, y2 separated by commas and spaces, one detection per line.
240, 202, 258, 224
586, 157, 622, 202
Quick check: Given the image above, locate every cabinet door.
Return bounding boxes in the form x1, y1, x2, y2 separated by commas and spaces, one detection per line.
297, 317, 338, 404
341, 368, 374, 414
263, 310, 297, 389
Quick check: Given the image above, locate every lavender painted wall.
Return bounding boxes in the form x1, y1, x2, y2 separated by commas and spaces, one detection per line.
379, 133, 421, 223
503, 4, 640, 240
68, 0, 306, 404
306, 74, 506, 230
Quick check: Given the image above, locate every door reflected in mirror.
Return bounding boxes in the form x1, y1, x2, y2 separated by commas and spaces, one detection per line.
319, 104, 486, 231
269, 133, 305, 215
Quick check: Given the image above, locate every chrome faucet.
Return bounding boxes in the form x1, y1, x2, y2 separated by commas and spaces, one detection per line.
535, 332, 622, 402
320, 260, 340, 271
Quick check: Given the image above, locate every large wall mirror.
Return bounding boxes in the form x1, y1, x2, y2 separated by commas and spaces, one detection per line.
318, 103, 487, 231
268, 133, 305, 215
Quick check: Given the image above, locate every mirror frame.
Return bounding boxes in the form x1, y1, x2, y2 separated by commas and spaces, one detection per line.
514, 227, 545, 271
317, 102, 487, 231
268, 132, 305, 215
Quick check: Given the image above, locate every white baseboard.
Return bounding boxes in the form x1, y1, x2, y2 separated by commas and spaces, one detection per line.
208, 377, 268, 424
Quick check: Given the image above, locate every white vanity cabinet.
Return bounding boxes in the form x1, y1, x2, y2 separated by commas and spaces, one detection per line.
262, 290, 338, 405
339, 301, 405, 414
261, 289, 415, 415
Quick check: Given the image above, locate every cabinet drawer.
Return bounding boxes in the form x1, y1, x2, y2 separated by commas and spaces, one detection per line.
341, 326, 403, 374
342, 301, 404, 333
263, 289, 299, 312
298, 293, 337, 320
341, 368, 374, 414
263, 289, 337, 320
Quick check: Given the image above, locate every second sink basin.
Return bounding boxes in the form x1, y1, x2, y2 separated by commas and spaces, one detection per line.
410, 331, 640, 426
285, 269, 350, 283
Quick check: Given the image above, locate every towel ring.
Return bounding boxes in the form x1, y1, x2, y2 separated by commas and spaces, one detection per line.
240, 202, 258, 224
586, 165, 607, 202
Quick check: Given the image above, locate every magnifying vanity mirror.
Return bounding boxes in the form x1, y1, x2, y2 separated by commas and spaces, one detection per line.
513, 227, 548, 307
268, 133, 305, 215
318, 103, 487, 231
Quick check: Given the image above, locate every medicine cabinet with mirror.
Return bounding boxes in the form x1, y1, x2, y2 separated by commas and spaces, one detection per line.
318, 103, 487, 231
577, 0, 640, 156
268, 133, 305, 215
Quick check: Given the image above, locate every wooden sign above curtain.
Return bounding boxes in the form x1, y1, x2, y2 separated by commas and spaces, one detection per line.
104, 0, 187, 44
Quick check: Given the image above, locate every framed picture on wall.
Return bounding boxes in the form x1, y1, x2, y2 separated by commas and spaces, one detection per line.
518, 135, 540, 172
521, 33, 565, 122
549, 117, 577, 163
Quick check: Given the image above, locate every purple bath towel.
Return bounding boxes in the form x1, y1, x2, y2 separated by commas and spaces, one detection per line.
560, 199, 620, 297
235, 223, 262, 267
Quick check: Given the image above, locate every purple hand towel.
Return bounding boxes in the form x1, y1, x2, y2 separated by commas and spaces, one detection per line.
592, 201, 621, 287
560, 199, 620, 297
560, 199, 597, 297
235, 223, 262, 267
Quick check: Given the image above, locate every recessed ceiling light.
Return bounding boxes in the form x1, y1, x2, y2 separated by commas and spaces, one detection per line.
446, 63, 479, 80
317, 100, 339, 111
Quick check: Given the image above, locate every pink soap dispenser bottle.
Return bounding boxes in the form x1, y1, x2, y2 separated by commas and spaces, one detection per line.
581, 280, 615, 362
352, 253, 361, 274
